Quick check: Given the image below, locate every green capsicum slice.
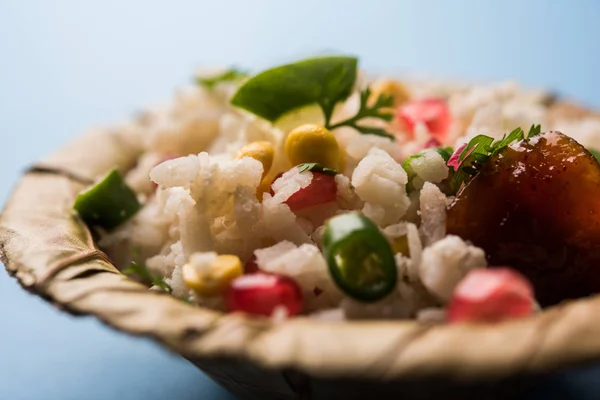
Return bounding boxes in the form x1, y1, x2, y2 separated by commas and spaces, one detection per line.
322, 212, 397, 302
73, 169, 141, 231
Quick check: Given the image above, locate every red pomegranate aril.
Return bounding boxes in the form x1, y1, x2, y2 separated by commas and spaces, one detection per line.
447, 268, 535, 323
424, 137, 441, 149
284, 172, 337, 212
397, 98, 451, 141
226, 273, 304, 317
244, 255, 260, 274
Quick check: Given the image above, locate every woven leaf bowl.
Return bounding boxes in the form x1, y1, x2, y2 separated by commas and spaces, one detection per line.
2, 101, 600, 400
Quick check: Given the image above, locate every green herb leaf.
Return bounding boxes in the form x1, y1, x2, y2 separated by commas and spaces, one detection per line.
326, 87, 395, 140
196, 68, 247, 89
230, 56, 358, 122
123, 260, 172, 293
297, 162, 338, 176
401, 153, 422, 193
589, 148, 600, 162
527, 124, 542, 139
449, 127, 532, 193
74, 169, 141, 231
353, 125, 395, 139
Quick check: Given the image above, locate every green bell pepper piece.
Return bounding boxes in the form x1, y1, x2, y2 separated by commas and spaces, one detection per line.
74, 169, 141, 231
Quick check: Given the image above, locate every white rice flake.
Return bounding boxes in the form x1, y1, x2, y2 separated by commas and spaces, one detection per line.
345, 133, 402, 164
352, 148, 410, 226
335, 174, 362, 210
405, 223, 422, 282
410, 150, 449, 185
419, 235, 487, 303
150, 155, 200, 189
258, 196, 312, 245
419, 182, 449, 246
416, 308, 447, 324
126, 152, 164, 195
255, 242, 342, 311
309, 308, 345, 321
270, 168, 312, 204
167, 265, 193, 299
144, 87, 224, 156
342, 279, 433, 320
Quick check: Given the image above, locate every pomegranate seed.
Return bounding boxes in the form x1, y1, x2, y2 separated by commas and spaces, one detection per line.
244, 255, 260, 274
424, 137, 441, 149
397, 98, 451, 141
284, 172, 337, 212
226, 273, 303, 317
448, 268, 535, 323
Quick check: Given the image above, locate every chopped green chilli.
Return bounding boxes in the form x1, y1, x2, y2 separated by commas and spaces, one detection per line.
73, 169, 141, 231
322, 213, 397, 302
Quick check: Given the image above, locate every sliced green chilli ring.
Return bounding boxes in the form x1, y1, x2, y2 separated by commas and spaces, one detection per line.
322, 212, 397, 302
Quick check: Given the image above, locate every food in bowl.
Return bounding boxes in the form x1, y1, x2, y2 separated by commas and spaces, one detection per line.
72, 55, 600, 323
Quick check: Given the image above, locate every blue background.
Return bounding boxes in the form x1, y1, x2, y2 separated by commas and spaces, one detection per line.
1, 1, 600, 399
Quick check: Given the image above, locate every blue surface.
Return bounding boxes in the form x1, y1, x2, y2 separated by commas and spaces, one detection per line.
1, 1, 600, 399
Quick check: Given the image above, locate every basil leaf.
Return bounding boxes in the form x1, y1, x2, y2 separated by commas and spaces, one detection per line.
230, 56, 358, 122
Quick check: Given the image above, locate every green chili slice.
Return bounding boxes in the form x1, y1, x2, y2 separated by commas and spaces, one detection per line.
322, 213, 397, 302
73, 169, 141, 231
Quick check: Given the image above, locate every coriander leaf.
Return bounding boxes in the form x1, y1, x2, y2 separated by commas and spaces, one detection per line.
527, 124, 542, 139
297, 162, 337, 176
231, 56, 358, 122
589, 148, 600, 162
196, 68, 247, 89
492, 127, 524, 151
326, 87, 395, 140
124, 261, 172, 293
448, 126, 541, 194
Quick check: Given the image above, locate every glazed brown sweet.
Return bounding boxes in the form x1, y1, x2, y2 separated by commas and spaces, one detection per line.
447, 131, 600, 307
